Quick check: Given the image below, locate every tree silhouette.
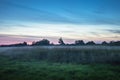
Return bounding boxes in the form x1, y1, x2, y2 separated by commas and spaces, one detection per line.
23, 42, 27, 45
75, 40, 85, 45
109, 41, 120, 46
58, 38, 65, 45
1, 38, 120, 47
102, 41, 108, 45
32, 39, 50, 46
86, 41, 95, 45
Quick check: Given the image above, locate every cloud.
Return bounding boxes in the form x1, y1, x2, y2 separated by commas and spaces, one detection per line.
0, 34, 47, 39
0, 0, 75, 24
90, 32, 101, 36
59, 30, 75, 33
0, 34, 76, 45
107, 30, 120, 34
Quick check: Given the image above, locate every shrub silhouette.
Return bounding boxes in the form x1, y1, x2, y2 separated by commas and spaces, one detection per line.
75, 40, 85, 45
86, 41, 96, 45
0, 42, 27, 47
102, 41, 108, 45
32, 39, 50, 46
109, 41, 120, 46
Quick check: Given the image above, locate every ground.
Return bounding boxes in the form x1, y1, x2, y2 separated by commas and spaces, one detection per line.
0, 46, 120, 80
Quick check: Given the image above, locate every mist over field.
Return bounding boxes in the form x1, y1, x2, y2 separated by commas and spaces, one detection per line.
0, 46, 120, 64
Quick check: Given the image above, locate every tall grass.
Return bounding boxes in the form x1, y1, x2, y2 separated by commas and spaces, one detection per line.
0, 46, 120, 64
0, 46, 120, 80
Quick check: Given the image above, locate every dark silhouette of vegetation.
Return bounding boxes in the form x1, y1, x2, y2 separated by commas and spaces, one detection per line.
0, 42, 27, 47
102, 41, 108, 45
0, 38, 120, 47
32, 39, 50, 46
109, 41, 120, 46
75, 40, 85, 45
58, 38, 65, 45
86, 41, 95, 45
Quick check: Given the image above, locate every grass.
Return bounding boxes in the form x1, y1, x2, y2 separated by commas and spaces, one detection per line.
0, 46, 120, 64
0, 46, 120, 80
0, 57, 120, 80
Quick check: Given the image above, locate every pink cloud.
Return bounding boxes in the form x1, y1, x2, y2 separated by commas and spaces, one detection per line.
0, 34, 78, 45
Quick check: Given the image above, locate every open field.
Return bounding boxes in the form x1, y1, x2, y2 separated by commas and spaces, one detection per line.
0, 46, 120, 80
0, 46, 120, 64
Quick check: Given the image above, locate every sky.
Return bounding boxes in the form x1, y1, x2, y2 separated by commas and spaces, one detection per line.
0, 0, 120, 45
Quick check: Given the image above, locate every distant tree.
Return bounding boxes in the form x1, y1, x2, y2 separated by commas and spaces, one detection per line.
109, 41, 114, 46
50, 42, 54, 45
86, 41, 96, 45
109, 41, 120, 46
32, 41, 36, 45
102, 41, 108, 45
0, 42, 27, 47
114, 41, 120, 46
23, 42, 27, 46
75, 40, 85, 45
32, 39, 50, 46
58, 38, 65, 45
14, 42, 27, 46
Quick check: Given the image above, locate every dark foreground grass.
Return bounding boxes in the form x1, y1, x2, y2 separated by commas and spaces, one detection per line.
0, 56, 120, 80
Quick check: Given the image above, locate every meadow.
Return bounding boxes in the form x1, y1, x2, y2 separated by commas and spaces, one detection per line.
0, 46, 120, 80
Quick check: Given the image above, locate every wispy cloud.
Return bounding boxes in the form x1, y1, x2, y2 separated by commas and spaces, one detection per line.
107, 30, 120, 34
0, 0, 75, 24
0, 34, 76, 45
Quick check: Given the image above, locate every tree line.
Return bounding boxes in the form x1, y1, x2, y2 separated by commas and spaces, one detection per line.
0, 38, 120, 47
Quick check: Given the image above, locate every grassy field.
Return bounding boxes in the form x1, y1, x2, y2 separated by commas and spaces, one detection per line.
0, 46, 120, 80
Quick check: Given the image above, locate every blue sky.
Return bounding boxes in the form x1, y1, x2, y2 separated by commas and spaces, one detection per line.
0, 0, 120, 44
